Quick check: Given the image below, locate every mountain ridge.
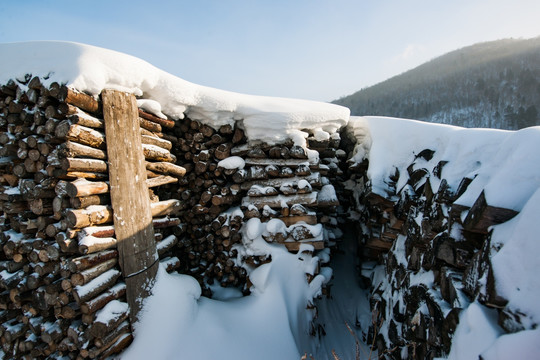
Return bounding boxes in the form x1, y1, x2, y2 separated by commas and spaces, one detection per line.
333, 37, 540, 129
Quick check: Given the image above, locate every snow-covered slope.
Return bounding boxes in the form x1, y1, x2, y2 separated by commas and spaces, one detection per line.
0, 41, 348, 145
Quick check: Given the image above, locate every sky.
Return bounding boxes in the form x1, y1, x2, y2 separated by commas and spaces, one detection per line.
0, 0, 539, 102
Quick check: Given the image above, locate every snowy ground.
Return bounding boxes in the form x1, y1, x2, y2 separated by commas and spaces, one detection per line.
311, 223, 373, 360
121, 223, 374, 360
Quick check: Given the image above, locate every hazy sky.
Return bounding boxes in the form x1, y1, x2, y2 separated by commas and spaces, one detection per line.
1, 0, 539, 102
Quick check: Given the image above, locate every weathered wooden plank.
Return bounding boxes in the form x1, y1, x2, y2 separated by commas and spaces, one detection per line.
102, 89, 158, 323
240, 172, 322, 191
283, 240, 325, 252
279, 215, 318, 226
241, 192, 318, 209
244, 157, 318, 168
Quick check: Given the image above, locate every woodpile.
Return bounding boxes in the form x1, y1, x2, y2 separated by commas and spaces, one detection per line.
0, 76, 183, 358
169, 115, 342, 295
1, 75, 342, 357
342, 146, 519, 358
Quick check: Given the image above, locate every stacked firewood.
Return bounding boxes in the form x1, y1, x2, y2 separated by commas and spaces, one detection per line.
308, 133, 344, 247
0, 76, 184, 358
342, 146, 519, 358
167, 117, 341, 294
0, 74, 342, 357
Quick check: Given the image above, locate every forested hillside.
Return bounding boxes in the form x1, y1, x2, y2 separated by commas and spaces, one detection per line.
333, 37, 540, 129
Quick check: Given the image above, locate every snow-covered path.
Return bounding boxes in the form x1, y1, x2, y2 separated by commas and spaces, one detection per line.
310, 223, 373, 359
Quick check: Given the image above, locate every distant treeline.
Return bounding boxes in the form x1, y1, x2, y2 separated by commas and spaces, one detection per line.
333, 37, 540, 130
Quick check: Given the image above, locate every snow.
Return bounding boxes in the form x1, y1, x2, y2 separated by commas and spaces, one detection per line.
78, 235, 116, 249
95, 299, 129, 323
264, 218, 288, 236
349, 116, 540, 211
217, 156, 245, 170
0, 41, 349, 145
136, 99, 167, 119
297, 179, 312, 192
156, 235, 177, 253
480, 328, 540, 359
446, 302, 503, 360
318, 184, 338, 203
490, 187, 540, 327
244, 218, 263, 241
124, 247, 327, 359
74, 269, 120, 300
3, 187, 20, 195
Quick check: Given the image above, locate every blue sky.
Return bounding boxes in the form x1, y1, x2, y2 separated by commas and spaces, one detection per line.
1, 0, 539, 101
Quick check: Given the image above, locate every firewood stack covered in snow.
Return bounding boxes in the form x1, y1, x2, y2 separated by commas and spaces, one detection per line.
0, 75, 340, 358
170, 110, 342, 294
342, 134, 520, 358
0, 76, 185, 358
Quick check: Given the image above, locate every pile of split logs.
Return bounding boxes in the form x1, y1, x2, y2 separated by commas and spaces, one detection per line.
342, 144, 519, 358
0, 76, 184, 358
169, 116, 342, 294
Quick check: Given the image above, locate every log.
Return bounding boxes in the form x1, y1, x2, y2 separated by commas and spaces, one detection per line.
66, 205, 114, 228
156, 235, 178, 257
283, 240, 325, 252
152, 217, 181, 229
97, 332, 133, 358
29, 198, 53, 215
142, 143, 175, 162
78, 235, 117, 255
55, 121, 106, 149
66, 178, 109, 198
58, 140, 107, 159
139, 117, 162, 133
60, 157, 108, 173
145, 161, 186, 178
94, 320, 130, 348
70, 194, 110, 209
150, 199, 182, 217
244, 157, 318, 168
462, 191, 519, 234
82, 285, 126, 316
280, 214, 318, 226
77, 225, 116, 239
73, 269, 121, 304
240, 172, 322, 191
69, 249, 119, 273
56, 86, 101, 114
139, 108, 175, 129
160, 256, 181, 272
241, 192, 318, 210
141, 134, 172, 151
146, 175, 178, 188
63, 105, 104, 128
59, 302, 81, 319
52, 169, 110, 181
70, 258, 118, 286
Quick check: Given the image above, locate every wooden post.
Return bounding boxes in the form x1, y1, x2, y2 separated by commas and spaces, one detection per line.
102, 89, 158, 324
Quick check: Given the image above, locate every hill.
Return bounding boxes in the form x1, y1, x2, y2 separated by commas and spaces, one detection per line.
333, 37, 540, 129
